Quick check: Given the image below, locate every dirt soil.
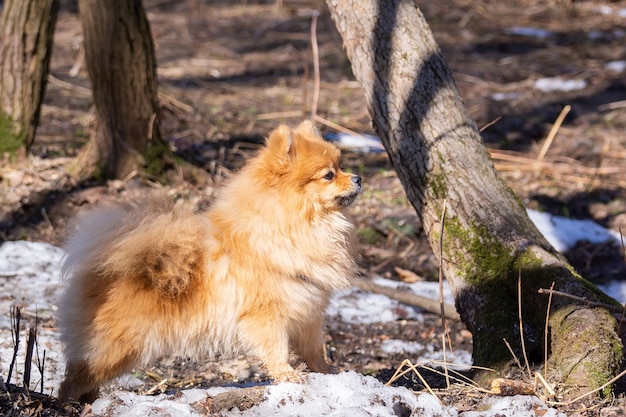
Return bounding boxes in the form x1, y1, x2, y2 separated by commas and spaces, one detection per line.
1, 0, 626, 416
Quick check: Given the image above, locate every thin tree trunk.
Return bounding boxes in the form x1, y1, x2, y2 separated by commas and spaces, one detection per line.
326, 0, 622, 399
70, 0, 168, 180
0, 0, 59, 152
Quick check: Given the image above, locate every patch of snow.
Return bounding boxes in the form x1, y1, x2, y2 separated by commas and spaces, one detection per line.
587, 30, 605, 40
490, 92, 521, 101
327, 276, 456, 324
462, 395, 564, 417
372, 276, 455, 306
0, 241, 65, 393
328, 288, 422, 324
595, 5, 626, 17
533, 77, 586, 93
92, 390, 203, 417
606, 60, 626, 73
89, 372, 566, 417
324, 132, 385, 154
380, 340, 472, 370
527, 209, 621, 252
228, 372, 434, 417
599, 281, 626, 305
506, 27, 553, 39
0, 229, 606, 417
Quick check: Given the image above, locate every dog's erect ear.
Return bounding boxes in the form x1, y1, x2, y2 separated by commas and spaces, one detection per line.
293, 120, 320, 139
266, 124, 294, 158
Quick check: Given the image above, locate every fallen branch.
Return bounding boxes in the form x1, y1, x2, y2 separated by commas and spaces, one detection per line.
193, 386, 266, 414
537, 288, 625, 314
352, 278, 460, 321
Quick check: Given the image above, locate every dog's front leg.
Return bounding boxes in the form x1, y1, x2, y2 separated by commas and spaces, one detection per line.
237, 314, 306, 383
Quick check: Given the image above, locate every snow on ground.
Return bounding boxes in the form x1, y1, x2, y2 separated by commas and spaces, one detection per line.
1, 208, 624, 416
533, 77, 587, 93
505, 27, 554, 39
0, 240, 65, 394
527, 209, 622, 252
606, 60, 626, 73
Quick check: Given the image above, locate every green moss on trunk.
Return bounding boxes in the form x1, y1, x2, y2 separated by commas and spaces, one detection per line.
442, 217, 539, 366
0, 112, 25, 156
441, 215, 622, 395
549, 306, 621, 396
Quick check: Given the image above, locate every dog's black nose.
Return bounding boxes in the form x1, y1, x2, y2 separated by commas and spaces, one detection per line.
351, 175, 362, 188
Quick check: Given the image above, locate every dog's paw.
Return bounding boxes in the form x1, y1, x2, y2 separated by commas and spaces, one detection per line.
271, 366, 308, 384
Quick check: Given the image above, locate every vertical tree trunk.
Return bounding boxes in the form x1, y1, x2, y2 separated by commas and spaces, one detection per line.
70, 0, 168, 180
0, 0, 59, 153
326, 0, 622, 399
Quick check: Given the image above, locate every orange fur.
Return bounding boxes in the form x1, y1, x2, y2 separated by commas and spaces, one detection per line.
58, 121, 361, 403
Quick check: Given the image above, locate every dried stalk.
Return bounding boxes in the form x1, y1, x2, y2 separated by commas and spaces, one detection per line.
7, 306, 22, 385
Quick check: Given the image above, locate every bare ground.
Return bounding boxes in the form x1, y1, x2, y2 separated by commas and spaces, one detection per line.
1, 0, 626, 415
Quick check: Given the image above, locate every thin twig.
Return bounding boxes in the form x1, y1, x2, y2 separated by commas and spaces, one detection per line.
536, 105, 571, 164
535, 371, 556, 399
352, 278, 460, 320
385, 359, 440, 402
503, 338, 524, 371
313, 115, 374, 141
34, 310, 46, 393
24, 327, 36, 393
309, 10, 320, 120
618, 228, 626, 327
145, 378, 169, 395
438, 199, 450, 388
537, 288, 624, 314
47, 74, 91, 96
420, 361, 492, 391
7, 305, 22, 385
479, 116, 502, 132
518, 268, 532, 380
543, 282, 555, 379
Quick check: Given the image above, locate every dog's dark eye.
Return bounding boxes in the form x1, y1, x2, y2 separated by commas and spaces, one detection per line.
323, 171, 335, 181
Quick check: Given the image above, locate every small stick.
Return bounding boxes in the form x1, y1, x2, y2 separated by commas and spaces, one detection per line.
536, 105, 571, 164
618, 228, 626, 326
145, 378, 169, 395
40, 350, 46, 393
543, 282, 555, 379
313, 115, 374, 142
352, 278, 460, 320
309, 10, 321, 120
385, 359, 440, 402
24, 327, 36, 392
438, 200, 450, 388
7, 306, 22, 385
518, 268, 532, 381
503, 338, 524, 371
537, 288, 624, 313
479, 116, 502, 132
535, 371, 556, 398
34, 311, 46, 393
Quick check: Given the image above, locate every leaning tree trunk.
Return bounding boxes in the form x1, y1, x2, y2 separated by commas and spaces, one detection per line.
0, 0, 59, 153
326, 0, 622, 399
70, 0, 169, 180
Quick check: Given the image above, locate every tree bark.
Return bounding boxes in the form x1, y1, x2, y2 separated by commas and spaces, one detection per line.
71, 0, 169, 180
0, 0, 59, 153
326, 0, 622, 399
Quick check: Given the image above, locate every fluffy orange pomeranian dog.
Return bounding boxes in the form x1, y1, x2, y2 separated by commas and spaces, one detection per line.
57, 121, 361, 403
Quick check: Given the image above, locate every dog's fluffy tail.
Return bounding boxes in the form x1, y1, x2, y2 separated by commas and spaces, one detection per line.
63, 196, 210, 297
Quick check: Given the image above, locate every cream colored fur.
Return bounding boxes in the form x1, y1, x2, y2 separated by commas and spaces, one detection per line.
58, 121, 361, 403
